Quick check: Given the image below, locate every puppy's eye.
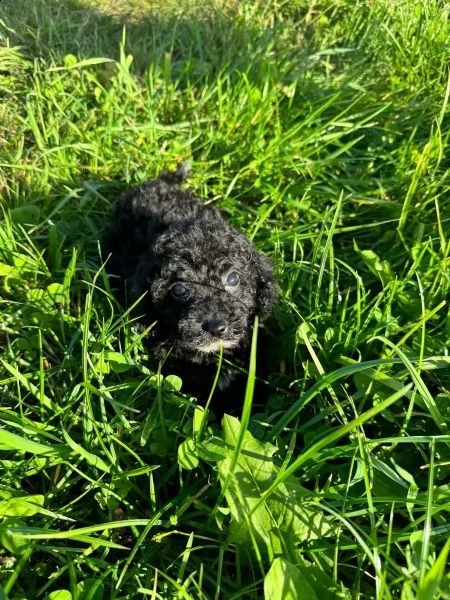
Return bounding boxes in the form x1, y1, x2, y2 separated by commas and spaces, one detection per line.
224, 271, 240, 287
171, 282, 189, 299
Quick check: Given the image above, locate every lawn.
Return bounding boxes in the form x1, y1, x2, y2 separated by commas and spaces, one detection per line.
0, 0, 449, 598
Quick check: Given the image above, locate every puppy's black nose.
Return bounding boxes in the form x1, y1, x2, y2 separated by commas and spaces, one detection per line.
202, 319, 228, 337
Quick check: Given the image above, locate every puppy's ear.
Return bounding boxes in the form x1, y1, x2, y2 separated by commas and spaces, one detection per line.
255, 252, 277, 320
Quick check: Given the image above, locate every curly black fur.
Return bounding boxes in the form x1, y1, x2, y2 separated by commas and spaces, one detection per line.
104, 164, 276, 399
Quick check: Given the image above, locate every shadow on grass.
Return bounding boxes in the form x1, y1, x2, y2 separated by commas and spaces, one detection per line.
0, 0, 322, 218
0, 0, 311, 83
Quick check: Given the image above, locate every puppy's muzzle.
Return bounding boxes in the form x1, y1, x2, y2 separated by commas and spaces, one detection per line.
202, 319, 228, 337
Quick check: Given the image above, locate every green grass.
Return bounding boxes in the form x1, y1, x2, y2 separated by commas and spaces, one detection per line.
0, 0, 449, 597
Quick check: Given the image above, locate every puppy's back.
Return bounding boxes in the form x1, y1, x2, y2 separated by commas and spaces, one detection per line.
103, 165, 218, 282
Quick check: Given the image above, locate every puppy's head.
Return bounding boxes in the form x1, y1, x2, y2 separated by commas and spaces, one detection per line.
132, 219, 276, 361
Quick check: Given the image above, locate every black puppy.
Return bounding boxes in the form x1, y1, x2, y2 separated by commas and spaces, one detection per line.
104, 164, 276, 400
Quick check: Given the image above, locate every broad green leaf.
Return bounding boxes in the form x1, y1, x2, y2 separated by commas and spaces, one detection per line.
264, 558, 317, 600
46, 591, 72, 600
0, 494, 44, 517
0, 263, 15, 277
47, 282, 66, 304
103, 351, 133, 373
353, 242, 394, 286
197, 435, 228, 462
165, 374, 183, 391
218, 416, 337, 559
178, 438, 199, 470
0, 518, 31, 555
78, 579, 104, 600
27, 288, 46, 302
264, 557, 349, 600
